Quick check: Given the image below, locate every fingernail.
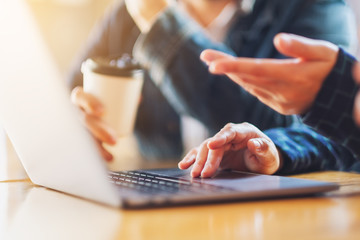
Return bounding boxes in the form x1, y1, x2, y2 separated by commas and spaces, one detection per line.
201, 169, 209, 178
276, 33, 292, 47
191, 167, 201, 178
253, 139, 262, 152
209, 63, 216, 73
182, 156, 192, 164
178, 162, 183, 169
108, 136, 117, 145
105, 154, 113, 162
201, 168, 208, 178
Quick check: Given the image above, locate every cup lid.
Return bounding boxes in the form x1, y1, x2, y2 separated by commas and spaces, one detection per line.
82, 54, 143, 77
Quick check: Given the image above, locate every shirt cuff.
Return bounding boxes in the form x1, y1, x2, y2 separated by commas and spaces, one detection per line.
302, 48, 358, 138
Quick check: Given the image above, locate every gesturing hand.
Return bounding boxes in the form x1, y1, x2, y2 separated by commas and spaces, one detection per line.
200, 33, 339, 115
178, 122, 281, 178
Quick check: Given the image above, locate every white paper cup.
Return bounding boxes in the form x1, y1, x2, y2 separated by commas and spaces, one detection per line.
81, 55, 144, 137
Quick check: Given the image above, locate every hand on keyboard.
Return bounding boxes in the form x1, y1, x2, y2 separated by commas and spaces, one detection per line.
178, 122, 282, 178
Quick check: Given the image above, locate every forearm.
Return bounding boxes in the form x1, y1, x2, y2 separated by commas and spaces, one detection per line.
266, 124, 360, 174
133, 5, 296, 133
302, 49, 360, 160
133, 5, 234, 85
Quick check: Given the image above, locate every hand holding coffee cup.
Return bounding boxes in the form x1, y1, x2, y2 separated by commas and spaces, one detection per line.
71, 54, 144, 161
82, 54, 144, 137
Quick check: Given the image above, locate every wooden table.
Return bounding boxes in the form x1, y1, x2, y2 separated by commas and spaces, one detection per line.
1, 168, 360, 240
1, 137, 360, 240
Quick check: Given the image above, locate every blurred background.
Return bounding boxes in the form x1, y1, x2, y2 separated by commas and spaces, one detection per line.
0, 0, 126, 180
4, 0, 360, 81
16, 0, 360, 78
349, 0, 360, 56
22, 0, 114, 78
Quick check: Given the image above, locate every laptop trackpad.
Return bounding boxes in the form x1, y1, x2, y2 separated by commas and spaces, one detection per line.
141, 168, 285, 191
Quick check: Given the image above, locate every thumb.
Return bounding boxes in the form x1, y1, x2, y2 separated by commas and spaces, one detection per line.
274, 33, 338, 61
245, 138, 279, 175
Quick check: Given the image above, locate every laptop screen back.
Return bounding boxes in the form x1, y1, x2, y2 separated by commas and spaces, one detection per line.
0, 0, 120, 207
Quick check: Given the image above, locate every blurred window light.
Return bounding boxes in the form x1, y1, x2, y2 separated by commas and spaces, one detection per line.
27, 0, 93, 6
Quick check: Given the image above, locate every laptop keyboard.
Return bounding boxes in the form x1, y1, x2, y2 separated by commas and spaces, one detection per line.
108, 171, 231, 195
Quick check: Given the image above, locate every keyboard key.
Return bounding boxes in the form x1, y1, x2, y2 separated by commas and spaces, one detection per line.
108, 171, 231, 195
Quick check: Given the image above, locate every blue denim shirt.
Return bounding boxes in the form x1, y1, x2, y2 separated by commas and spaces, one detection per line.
67, 0, 357, 160
267, 49, 360, 174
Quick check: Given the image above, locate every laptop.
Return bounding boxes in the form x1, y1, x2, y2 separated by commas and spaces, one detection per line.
0, 1, 338, 208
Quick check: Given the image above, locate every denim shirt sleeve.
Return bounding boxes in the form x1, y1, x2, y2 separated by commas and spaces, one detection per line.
269, 49, 360, 174
301, 49, 360, 160
267, 49, 360, 175
133, 5, 297, 134
265, 124, 360, 174
133, 5, 234, 87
